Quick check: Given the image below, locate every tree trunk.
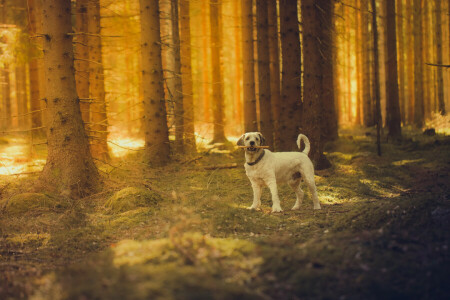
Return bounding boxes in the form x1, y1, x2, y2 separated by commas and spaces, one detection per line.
434, 0, 445, 115
171, 0, 184, 153
139, 0, 170, 165
210, 0, 227, 143
256, 0, 274, 148
88, 0, 109, 160
179, 0, 196, 152
27, 0, 43, 136
301, 0, 332, 169
233, 0, 242, 128
385, 0, 402, 139
241, 0, 258, 132
406, 0, 414, 123
1, 0, 11, 130
201, 1, 211, 123
361, 0, 373, 127
413, 0, 424, 127
75, 0, 90, 126
396, 0, 406, 123
267, 0, 281, 148
371, 0, 382, 156
39, 0, 99, 198
278, 0, 302, 151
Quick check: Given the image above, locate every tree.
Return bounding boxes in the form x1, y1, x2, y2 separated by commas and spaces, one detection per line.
241, 0, 257, 132
210, 0, 227, 143
179, 0, 196, 152
39, 0, 99, 197
278, 0, 302, 151
301, 0, 333, 169
413, 0, 424, 127
267, 0, 281, 148
434, 0, 445, 115
171, 0, 184, 153
361, 0, 373, 127
88, 0, 109, 160
371, 0, 382, 156
256, 0, 274, 148
139, 0, 170, 165
385, 0, 402, 139
75, 0, 90, 125
1, 0, 11, 130
396, 0, 406, 123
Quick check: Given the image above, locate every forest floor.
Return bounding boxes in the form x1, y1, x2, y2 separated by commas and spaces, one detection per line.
0, 127, 449, 299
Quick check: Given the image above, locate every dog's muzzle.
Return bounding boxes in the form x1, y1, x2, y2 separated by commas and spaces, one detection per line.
246, 146, 258, 152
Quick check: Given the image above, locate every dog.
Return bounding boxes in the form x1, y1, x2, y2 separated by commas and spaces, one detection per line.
237, 132, 321, 213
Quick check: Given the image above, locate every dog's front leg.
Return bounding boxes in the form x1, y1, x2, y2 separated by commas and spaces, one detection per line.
248, 181, 262, 210
266, 179, 282, 212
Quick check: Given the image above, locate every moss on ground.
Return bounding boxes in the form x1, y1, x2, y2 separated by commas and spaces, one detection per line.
2, 193, 68, 215
1, 129, 449, 299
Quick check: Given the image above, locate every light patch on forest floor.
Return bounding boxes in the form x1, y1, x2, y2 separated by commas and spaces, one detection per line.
0, 128, 449, 299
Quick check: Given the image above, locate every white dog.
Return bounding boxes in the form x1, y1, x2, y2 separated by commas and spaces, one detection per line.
237, 132, 321, 213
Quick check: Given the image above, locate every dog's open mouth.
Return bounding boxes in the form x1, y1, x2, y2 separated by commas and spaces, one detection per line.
246, 147, 257, 152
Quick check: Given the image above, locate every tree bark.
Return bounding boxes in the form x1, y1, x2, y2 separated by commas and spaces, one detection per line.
201, 1, 211, 123
75, 0, 90, 126
256, 0, 274, 148
278, 0, 302, 151
233, 0, 242, 128
385, 0, 402, 139
361, 0, 373, 127
88, 0, 109, 160
267, 0, 281, 148
139, 0, 170, 165
434, 0, 445, 115
413, 0, 424, 127
1, 0, 11, 130
301, 0, 332, 169
171, 0, 184, 153
406, 0, 414, 123
210, 0, 227, 143
371, 0, 382, 156
179, 0, 196, 152
241, 0, 258, 132
39, 0, 99, 198
396, 0, 406, 123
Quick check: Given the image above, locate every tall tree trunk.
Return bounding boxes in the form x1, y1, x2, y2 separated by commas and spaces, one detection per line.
278, 0, 302, 151
75, 0, 90, 126
233, 0, 242, 128
179, 0, 196, 152
361, 0, 373, 127
422, 0, 430, 119
27, 0, 43, 136
241, 0, 257, 132
355, 0, 362, 125
434, 0, 445, 115
88, 0, 109, 160
346, 5, 352, 123
301, 0, 333, 169
267, 0, 281, 148
413, 0, 424, 127
171, 0, 184, 153
396, 0, 406, 123
256, 0, 274, 148
39, 0, 99, 198
385, 0, 402, 139
406, 0, 414, 123
1, 0, 11, 130
139, 0, 170, 165
201, 1, 210, 123
371, 0, 382, 156
210, 0, 227, 143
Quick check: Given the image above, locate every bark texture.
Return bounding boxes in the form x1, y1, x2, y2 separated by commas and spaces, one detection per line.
40, 0, 99, 198
241, 0, 258, 132
139, 0, 170, 165
413, 0, 424, 127
256, 0, 274, 148
434, 0, 445, 115
385, 0, 402, 139
278, 0, 302, 151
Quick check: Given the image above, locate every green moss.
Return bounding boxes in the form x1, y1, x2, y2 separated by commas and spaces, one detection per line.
3, 193, 67, 215
6, 233, 51, 248
105, 187, 163, 213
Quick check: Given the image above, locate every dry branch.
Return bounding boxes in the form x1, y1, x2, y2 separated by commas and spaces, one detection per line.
237, 145, 270, 149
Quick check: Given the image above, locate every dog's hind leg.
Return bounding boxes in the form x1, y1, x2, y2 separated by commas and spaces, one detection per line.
248, 181, 262, 210
289, 181, 304, 210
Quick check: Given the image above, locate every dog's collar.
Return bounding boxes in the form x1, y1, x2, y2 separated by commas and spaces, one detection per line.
246, 150, 265, 166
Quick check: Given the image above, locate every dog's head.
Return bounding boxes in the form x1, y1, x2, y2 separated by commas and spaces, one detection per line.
237, 132, 265, 152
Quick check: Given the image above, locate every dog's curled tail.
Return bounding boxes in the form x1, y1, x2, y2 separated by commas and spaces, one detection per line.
296, 134, 310, 155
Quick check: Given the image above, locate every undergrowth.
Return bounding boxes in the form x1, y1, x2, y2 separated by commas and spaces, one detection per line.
0, 128, 449, 299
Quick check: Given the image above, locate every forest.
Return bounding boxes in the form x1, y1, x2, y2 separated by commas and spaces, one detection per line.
0, 0, 449, 298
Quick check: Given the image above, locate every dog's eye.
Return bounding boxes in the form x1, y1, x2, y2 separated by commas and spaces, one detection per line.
245, 137, 250, 141
256, 138, 259, 141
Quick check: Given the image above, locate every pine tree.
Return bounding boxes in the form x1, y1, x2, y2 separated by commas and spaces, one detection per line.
434, 0, 445, 115
413, 0, 424, 127
39, 0, 99, 197
139, 0, 170, 165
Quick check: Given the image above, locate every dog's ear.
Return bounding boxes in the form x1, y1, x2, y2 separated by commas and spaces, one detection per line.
237, 134, 245, 146
258, 133, 265, 146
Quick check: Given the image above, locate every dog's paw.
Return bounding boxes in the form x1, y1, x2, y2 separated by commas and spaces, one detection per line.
271, 206, 283, 213
247, 206, 261, 211
313, 204, 321, 210
291, 205, 300, 211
